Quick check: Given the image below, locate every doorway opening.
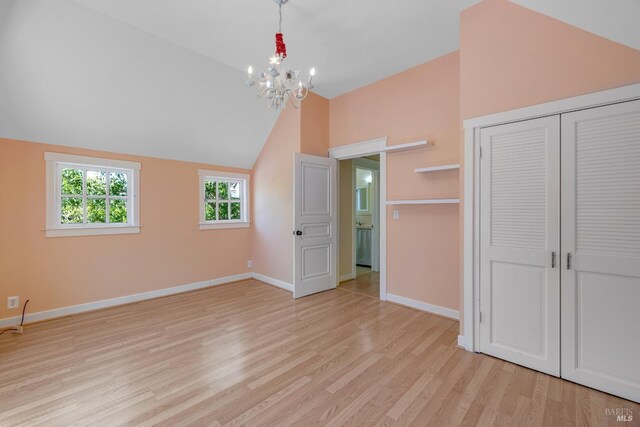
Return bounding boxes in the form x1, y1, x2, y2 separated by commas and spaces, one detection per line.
338, 156, 380, 298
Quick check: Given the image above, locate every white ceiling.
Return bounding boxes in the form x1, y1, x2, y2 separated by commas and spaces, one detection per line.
1, 0, 638, 169
74, 0, 465, 99
0, 0, 279, 168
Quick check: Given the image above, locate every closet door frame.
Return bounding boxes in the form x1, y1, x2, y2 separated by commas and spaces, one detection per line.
462, 82, 640, 353
561, 100, 640, 403
478, 116, 561, 376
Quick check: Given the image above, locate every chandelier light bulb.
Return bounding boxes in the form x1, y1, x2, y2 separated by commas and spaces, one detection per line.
310, 68, 316, 77
248, 66, 253, 75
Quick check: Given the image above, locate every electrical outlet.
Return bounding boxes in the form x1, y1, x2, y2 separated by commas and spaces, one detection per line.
247, 260, 253, 269
7, 296, 19, 310
393, 210, 400, 220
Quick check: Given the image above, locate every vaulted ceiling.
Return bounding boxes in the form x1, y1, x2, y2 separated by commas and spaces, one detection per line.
0, 0, 638, 168
75, 0, 466, 99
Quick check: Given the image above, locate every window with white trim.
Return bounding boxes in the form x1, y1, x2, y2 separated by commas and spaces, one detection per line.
199, 170, 250, 229
45, 153, 141, 237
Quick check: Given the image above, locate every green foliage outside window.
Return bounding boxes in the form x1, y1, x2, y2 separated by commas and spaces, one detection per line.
203, 180, 242, 221
60, 168, 128, 224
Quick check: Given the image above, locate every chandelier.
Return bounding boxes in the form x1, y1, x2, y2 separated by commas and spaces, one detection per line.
245, 0, 315, 110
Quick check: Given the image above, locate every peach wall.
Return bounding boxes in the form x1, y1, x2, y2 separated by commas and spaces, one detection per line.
0, 138, 251, 322
251, 106, 300, 284
460, 0, 640, 120
301, 92, 330, 157
387, 204, 460, 310
458, 0, 640, 333
330, 52, 461, 311
251, 94, 329, 285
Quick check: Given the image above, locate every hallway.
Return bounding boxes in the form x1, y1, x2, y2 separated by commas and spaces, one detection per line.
339, 266, 380, 298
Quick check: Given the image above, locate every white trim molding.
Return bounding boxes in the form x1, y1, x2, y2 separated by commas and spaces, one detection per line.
380, 140, 431, 153
44, 152, 141, 238
197, 169, 250, 180
415, 164, 460, 173
462, 82, 640, 354
0, 271, 466, 329
328, 137, 433, 160
44, 226, 141, 238
252, 273, 294, 293
386, 293, 459, 320
44, 152, 141, 171
199, 222, 250, 230
329, 137, 389, 301
457, 335, 467, 348
464, 82, 640, 129
328, 137, 388, 160
0, 273, 252, 328
198, 169, 251, 230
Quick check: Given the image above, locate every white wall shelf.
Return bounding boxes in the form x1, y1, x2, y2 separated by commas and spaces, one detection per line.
386, 198, 460, 205
382, 140, 431, 153
415, 164, 460, 173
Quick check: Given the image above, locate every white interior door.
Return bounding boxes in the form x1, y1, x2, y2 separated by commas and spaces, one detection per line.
561, 100, 640, 403
479, 116, 560, 376
294, 153, 337, 298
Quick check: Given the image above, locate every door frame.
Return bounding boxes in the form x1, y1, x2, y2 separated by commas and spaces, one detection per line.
461, 82, 640, 352
329, 138, 388, 301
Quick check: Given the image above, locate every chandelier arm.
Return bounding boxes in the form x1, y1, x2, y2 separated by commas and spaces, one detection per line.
245, 0, 313, 111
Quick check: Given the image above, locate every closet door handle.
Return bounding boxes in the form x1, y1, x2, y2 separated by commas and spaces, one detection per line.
566, 253, 572, 270
551, 252, 556, 268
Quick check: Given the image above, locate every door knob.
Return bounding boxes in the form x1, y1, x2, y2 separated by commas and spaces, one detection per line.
294, 230, 303, 236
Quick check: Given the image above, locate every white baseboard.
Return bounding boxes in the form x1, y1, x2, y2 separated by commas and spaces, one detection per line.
1, 275, 459, 328
339, 273, 355, 282
386, 293, 459, 320
0, 273, 252, 328
251, 273, 294, 293
457, 334, 474, 352
457, 335, 466, 348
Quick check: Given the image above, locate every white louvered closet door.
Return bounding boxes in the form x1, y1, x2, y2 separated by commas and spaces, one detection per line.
561, 100, 640, 403
479, 116, 560, 376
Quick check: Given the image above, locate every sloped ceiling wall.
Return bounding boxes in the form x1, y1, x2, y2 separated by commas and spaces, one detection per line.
511, 0, 640, 50
460, 0, 640, 120
0, 0, 278, 168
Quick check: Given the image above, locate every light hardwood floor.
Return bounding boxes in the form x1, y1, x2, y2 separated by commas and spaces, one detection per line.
339, 266, 380, 299
0, 279, 637, 426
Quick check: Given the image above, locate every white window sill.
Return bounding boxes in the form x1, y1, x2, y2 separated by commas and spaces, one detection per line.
45, 226, 140, 238
199, 222, 250, 230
